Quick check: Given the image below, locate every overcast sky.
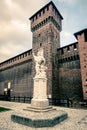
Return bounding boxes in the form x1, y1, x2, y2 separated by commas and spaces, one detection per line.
0, 0, 87, 62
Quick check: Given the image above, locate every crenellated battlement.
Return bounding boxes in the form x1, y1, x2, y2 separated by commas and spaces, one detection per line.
29, 1, 63, 32
0, 49, 32, 70
57, 42, 79, 63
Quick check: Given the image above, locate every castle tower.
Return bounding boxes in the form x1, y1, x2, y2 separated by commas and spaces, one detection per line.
74, 29, 87, 100
29, 1, 63, 98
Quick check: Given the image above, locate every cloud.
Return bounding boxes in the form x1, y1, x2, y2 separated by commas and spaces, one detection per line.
60, 31, 77, 47
55, 0, 74, 5
0, 0, 48, 62
0, 19, 31, 47
0, 0, 11, 22
0, 0, 87, 62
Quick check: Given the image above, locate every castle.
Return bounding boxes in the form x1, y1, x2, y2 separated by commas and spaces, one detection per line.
0, 1, 87, 101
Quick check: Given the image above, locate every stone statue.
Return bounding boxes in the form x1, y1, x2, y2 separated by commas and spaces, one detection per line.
33, 48, 47, 78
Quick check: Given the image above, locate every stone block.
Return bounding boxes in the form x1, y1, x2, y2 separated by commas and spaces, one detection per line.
11, 109, 68, 128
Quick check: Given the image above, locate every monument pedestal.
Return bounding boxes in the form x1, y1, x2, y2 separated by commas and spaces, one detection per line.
24, 77, 53, 112
31, 77, 49, 109
11, 77, 68, 128
11, 108, 68, 128
11, 48, 68, 128
31, 99, 49, 109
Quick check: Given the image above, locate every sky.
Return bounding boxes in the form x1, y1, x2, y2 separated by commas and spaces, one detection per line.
0, 0, 87, 62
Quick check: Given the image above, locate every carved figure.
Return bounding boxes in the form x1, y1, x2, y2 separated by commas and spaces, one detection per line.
33, 48, 47, 78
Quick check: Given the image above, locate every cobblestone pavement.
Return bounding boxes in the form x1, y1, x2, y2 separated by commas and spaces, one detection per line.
0, 101, 87, 130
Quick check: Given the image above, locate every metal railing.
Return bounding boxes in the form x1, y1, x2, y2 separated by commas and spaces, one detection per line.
10, 96, 70, 107
1, 95, 87, 108
11, 96, 32, 103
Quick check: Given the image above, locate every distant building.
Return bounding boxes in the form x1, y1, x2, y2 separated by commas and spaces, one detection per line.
0, 1, 87, 101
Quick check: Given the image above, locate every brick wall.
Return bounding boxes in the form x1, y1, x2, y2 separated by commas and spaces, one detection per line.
57, 43, 83, 100
58, 64, 83, 100
0, 59, 33, 97
74, 29, 87, 100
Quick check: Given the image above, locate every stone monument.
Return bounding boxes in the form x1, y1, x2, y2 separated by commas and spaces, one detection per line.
11, 48, 68, 128
31, 48, 49, 109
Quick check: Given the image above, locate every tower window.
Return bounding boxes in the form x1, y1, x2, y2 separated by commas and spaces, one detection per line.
84, 65, 86, 68
40, 43, 42, 47
38, 34, 41, 37
47, 6, 49, 11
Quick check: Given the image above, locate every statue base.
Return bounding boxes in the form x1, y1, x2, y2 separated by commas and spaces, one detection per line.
31, 99, 49, 108
11, 52, 68, 127
11, 107, 68, 128
31, 77, 49, 108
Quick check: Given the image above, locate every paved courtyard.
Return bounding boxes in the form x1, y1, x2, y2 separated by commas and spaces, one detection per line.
0, 101, 87, 130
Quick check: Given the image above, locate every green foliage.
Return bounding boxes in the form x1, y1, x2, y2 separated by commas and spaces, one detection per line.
0, 107, 11, 112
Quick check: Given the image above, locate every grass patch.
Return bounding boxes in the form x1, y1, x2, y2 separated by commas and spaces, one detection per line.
0, 107, 11, 112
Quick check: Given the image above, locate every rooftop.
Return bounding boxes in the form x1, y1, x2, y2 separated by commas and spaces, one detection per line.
29, 1, 63, 20
74, 28, 87, 39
